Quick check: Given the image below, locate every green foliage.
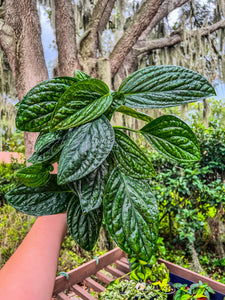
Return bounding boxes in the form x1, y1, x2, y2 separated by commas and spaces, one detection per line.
129, 260, 169, 284
6, 175, 72, 215
67, 196, 103, 251
145, 122, 225, 282
7, 65, 214, 261
2, 129, 25, 153
0, 204, 35, 268
16, 77, 77, 132
174, 281, 215, 300
0, 160, 25, 206
118, 65, 215, 108
98, 280, 167, 300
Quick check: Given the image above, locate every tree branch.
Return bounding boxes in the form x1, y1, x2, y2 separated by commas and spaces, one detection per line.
135, 19, 225, 54
109, 0, 164, 77
80, 0, 110, 58
98, 0, 117, 35
55, 0, 80, 76
114, 0, 189, 84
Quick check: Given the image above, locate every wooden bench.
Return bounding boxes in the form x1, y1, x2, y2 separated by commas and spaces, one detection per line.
53, 247, 225, 299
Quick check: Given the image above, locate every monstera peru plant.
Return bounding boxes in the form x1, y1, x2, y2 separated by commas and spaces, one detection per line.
6, 66, 216, 262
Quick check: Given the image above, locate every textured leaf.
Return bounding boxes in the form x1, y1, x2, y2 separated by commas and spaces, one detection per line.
75, 70, 91, 81
52, 94, 113, 130
113, 129, 155, 178
16, 77, 77, 132
104, 92, 125, 120
117, 106, 153, 123
34, 131, 66, 152
58, 116, 115, 184
104, 168, 159, 261
68, 160, 110, 213
16, 163, 53, 187
5, 175, 72, 215
51, 79, 109, 130
67, 196, 103, 250
28, 142, 62, 164
28, 131, 68, 164
141, 115, 200, 162
118, 66, 216, 108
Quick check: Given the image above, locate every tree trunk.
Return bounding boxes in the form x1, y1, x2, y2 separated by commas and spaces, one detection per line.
55, 0, 80, 76
0, 0, 48, 159
208, 215, 225, 259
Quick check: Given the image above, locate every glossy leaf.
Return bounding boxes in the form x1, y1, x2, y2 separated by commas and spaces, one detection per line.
34, 131, 66, 152
118, 66, 216, 108
117, 106, 153, 123
57, 116, 115, 184
50, 79, 109, 130
104, 92, 125, 120
5, 175, 72, 215
113, 129, 155, 178
141, 115, 200, 162
28, 141, 63, 164
67, 196, 103, 250
75, 70, 91, 81
104, 168, 159, 261
68, 160, 110, 213
16, 77, 77, 132
52, 94, 113, 130
28, 131, 68, 164
16, 163, 53, 187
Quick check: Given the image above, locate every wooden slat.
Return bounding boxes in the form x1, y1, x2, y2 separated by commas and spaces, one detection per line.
53, 247, 123, 294
84, 277, 105, 293
158, 258, 225, 294
104, 265, 126, 278
95, 271, 113, 284
120, 257, 129, 265
56, 292, 71, 300
71, 284, 97, 300
114, 260, 130, 273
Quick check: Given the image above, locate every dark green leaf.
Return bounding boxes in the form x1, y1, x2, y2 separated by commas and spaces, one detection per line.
67, 196, 103, 250
104, 92, 125, 120
5, 175, 72, 215
117, 106, 153, 123
113, 129, 155, 178
118, 66, 216, 108
58, 116, 115, 184
52, 94, 113, 130
28, 131, 68, 164
68, 160, 110, 213
75, 70, 91, 81
16, 77, 77, 132
104, 168, 159, 261
34, 131, 66, 152
50, 79, 109, 130
16, 163, 53, 187
141, 115, 200, 162
28, 142, 62, 164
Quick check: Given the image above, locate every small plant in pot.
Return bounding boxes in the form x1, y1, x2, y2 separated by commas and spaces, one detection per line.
173, 281, 215, 300
6, 66, 215, 264
98, 279, 168, 299
129, 258, 175, 299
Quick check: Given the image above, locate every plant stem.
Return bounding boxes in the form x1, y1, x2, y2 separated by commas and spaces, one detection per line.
113, 126, 140, 134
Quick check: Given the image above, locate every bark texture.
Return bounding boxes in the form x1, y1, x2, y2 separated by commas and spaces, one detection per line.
55, 0, 80, 76
114, 0, 189, 86
109, 0, 164, 76
0, 0, 48, 159
136, 19, 225, 54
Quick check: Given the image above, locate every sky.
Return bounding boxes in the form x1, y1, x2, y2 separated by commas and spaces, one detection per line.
38, 4, 57, 77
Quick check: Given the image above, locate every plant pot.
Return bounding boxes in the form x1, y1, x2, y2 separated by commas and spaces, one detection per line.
166, 283, 176, 300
